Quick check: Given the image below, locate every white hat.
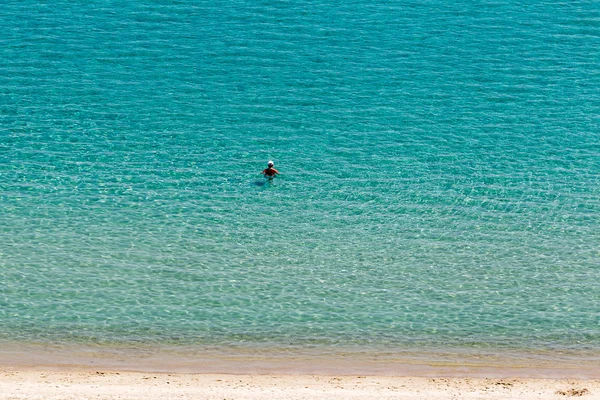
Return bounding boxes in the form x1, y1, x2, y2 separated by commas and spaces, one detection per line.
267, 160, 274, 167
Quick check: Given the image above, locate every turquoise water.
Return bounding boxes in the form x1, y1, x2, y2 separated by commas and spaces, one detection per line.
1, 0, 599, 362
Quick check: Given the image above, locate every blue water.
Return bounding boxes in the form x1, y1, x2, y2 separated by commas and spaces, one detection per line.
1, 0, 599, 362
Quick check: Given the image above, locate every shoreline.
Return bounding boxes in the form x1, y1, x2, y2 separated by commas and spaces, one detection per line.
1, 343, 599, 379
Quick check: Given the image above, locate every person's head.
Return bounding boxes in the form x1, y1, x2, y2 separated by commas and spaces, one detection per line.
267, 161, 274, 168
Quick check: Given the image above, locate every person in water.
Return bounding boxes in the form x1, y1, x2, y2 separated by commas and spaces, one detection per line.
262, 160, 280, 178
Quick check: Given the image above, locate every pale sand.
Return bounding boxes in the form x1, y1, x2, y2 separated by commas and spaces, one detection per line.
1, 369, 599, 400
1, 345, 599, 399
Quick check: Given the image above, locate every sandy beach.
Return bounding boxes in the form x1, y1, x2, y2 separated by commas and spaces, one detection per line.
1, 344, 599, 399
1, 368, 599, 400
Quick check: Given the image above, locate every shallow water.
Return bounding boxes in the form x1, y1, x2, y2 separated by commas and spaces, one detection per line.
1, 1, 599, 362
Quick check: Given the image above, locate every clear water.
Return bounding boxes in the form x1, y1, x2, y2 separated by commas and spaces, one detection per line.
1, 0, 599, 363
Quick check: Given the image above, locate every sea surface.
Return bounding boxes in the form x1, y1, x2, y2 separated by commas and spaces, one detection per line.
1, 0, 599, 369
